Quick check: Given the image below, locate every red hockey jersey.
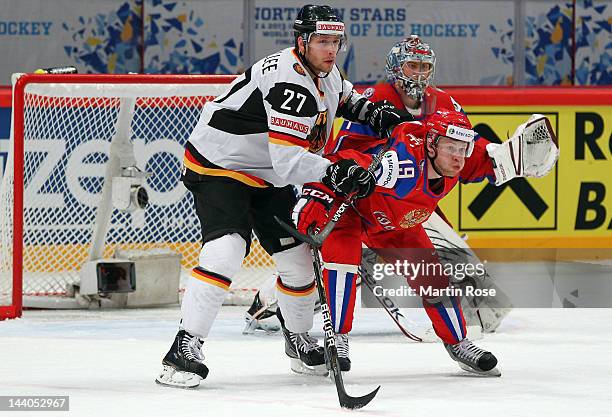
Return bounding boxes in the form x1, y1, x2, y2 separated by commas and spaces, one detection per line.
327, 120, 495, 234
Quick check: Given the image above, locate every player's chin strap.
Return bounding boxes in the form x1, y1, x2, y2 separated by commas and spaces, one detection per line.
429, 155, 446, 177
298, 38, 330, 79
426, 138, 449, 178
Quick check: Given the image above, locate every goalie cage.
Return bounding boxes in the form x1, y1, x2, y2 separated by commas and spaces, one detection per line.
0, 73, 280, 319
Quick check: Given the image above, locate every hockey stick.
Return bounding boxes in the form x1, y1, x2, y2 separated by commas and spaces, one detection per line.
274, 138, 393, 409
359, 249, 425, 342
311, 240, 380, 409
274, 224, 381, 408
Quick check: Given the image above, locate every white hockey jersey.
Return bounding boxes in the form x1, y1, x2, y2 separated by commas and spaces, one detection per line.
183, 47, 357, 188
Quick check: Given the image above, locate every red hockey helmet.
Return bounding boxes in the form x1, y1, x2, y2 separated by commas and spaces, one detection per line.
425, 110, 475, 157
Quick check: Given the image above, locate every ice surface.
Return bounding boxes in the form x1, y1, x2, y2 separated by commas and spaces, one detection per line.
1, 306, 611, 417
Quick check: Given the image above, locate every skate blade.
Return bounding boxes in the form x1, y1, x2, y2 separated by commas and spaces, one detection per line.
155, 365, 202, 388
458, 362, 502, 377
290, 358, 329, 376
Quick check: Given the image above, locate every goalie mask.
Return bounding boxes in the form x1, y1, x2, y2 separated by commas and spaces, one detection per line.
425, 110, 475, 177
385, 35, 436, 101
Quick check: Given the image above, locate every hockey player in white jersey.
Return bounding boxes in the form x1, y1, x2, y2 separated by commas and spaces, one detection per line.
156, 4, 414, 388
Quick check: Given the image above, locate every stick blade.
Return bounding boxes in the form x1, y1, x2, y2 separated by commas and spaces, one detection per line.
338, 385, 381, 410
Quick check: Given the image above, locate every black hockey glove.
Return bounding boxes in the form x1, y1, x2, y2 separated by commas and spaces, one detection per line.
365, 100, 414, 137
322, 159, 376, 198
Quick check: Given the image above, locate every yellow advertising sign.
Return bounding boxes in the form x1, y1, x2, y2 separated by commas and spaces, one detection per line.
459, 112, 558, 230
438, 104, 612, 248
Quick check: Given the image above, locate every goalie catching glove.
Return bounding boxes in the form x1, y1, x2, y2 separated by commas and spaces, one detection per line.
486, 114, 559, 186
292, 184, 335, 234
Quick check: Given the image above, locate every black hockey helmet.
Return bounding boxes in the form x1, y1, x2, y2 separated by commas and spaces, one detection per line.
293, 5, 345, 48
294, 5, 342, 34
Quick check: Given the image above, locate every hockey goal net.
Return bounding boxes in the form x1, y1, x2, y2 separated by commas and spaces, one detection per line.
0, 74, 277, 319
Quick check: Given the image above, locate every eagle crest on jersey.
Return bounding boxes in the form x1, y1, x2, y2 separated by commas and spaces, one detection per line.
307, 111, 328, 152
400, 208, 430, 228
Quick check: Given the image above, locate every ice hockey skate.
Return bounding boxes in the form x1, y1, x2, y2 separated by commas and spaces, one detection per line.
335, 333, 351, 372
444, 338, 501, 377
277, 308, 328, 376
156, 329, 209, 388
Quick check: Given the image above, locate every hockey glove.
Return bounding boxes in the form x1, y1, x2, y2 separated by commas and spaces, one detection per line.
292, 184, 335, 234
486, 114, 559, 185
365, 100, 414, 137
321, 159, 376, 198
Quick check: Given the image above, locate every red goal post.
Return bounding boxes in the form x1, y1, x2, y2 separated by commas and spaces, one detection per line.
0, 74, 277, 319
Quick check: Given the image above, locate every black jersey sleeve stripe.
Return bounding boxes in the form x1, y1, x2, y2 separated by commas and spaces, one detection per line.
238, 87, 266, 119
215, 67, 252, 104
209, 108, 268, 135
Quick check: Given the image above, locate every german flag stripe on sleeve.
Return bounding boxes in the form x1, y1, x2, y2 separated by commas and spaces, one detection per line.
276, 276, 316, 297
191, 267, 232, 291
268, 130, 309, 148
183, 148, 268, 188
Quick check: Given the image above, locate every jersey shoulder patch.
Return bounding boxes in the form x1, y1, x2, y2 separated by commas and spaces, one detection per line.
293, 63, 307, 76
374, 144, 419, 197
449, 95, 463, 112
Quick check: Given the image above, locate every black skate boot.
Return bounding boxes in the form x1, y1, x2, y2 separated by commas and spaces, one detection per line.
277, 308, 327, 376
335, 333, 351, 372
444, 338, 501, 377
156, 329, 209, 388
243, 291, 280, 335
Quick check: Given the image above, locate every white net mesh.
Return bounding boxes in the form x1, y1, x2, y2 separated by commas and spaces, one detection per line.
0, 75, 277, 310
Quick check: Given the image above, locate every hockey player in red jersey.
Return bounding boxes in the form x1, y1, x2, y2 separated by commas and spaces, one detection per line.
294, 109, 503, 376
294, 101, 558, 375
314, 35, 499, 370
